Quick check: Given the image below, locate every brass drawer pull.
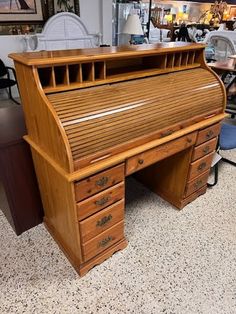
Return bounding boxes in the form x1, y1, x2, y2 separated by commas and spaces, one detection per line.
96, 214, 112, 227
95, 176, 109, 187
95, 196, 110, 206
198, 162, 207, 171
138, 159, 144, 165
206, 130, 214, 139
194, 180, 203, 189
203, 146, 210, 154
98, 236, 114, 248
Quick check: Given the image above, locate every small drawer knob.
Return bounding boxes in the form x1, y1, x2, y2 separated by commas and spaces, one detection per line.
206, 130, 213, 139
138, 159, 144, 165
194, 180, 203, 189
203, 146, 210, 154
198, 162, 207, 171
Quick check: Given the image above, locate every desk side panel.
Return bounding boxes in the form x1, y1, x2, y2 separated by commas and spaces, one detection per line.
14, 62, 73, 172
31, 148, 82, 267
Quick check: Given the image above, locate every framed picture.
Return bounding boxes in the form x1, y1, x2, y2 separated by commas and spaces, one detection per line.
54, 0, 80, 16
229, 6, 236, 19
0, 0, 43, 22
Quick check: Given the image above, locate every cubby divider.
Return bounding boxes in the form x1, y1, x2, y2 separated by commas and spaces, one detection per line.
38, 67, 55, 88
174, 53, 182, 67
81, 63, 94, 82
68, 64, 82, 84
94, 62, 106, 80
188, 51, 195, 65
166, 54, 174, 68
54, 65, 68, 85
181, 52, 189, 66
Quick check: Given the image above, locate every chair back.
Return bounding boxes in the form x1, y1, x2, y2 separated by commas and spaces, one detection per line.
208, 35, 236, 61
0, 59, 7, 77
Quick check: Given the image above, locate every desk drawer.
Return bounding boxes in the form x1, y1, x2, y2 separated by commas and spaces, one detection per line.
79, 199, 124, 243
126, 132, 197, 175
192, 137, 217, 162
82, 220, 124, 262
196, 123, 221, 146
75, 164, 124, 202
185, 171, 210, 197
77, 182, 124, 221
188, 152, 214, 181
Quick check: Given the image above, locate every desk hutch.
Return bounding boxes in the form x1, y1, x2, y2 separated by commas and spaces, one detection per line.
10, 43, 226, 276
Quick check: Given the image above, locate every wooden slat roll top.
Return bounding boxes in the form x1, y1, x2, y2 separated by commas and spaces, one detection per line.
48, 68, 224, 169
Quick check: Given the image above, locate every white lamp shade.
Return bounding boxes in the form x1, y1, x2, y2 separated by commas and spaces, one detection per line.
123, 14, 143, 35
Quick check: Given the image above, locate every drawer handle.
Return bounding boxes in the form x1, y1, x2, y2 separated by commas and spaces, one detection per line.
203, 146, 210, 154
138, 159, 144, 165
95, 196, 110, 206
194, 180, 203, 189
198, 162, 207, 171
161, 130, 174, 137
98, 236, 114, 248
95, 176, 109, 187
96, 214, 113, 227
206, 130, 214, 139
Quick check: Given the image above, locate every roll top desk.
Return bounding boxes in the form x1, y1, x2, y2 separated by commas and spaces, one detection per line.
10, 43, 226, 276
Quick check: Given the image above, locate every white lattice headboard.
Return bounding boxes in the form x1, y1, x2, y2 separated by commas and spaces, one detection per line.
25, 12, 100, 51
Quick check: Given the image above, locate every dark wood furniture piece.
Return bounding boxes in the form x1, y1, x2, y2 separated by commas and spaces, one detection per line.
10, 43, 226, 275
0, 106, 43, 235
208, 58, 236, 115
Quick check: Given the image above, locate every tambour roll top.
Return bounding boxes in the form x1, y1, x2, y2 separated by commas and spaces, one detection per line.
9, 43, 226, 172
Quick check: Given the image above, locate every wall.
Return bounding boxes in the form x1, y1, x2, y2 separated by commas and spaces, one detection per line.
0, 0, 113, 99
79, 0, 113, 45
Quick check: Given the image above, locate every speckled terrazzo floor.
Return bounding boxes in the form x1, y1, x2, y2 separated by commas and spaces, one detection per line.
0, 148, 236, 314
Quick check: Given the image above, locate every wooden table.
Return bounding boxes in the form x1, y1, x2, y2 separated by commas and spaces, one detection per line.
208, 59, 236, 92
0, 106, 43, 235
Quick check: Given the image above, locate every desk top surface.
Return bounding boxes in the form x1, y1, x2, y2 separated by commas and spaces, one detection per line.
9, 42, 205, 66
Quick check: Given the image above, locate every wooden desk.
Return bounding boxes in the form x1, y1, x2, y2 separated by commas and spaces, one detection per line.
10, 43, 226, 275
0, 106, 43, 235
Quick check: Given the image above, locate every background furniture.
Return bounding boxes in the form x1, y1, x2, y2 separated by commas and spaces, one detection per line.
0, 59, 20, 105
209, 59, 236, 116
209, 122, 236, 187
207, 35, 236, 61
0, 106, 43, 235
148, 22, 171, 43
24, 12, 101, 51
10, 43, 225, 276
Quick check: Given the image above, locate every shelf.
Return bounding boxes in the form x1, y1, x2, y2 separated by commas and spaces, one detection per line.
38, 50, 202, 93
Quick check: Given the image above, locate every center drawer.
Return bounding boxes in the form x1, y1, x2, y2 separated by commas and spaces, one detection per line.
126, 132, 197, 175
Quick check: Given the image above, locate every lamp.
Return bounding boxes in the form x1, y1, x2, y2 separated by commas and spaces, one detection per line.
123, 14, 144, 45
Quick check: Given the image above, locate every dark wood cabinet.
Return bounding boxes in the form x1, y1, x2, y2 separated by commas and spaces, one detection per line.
0, 105, 43, 235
